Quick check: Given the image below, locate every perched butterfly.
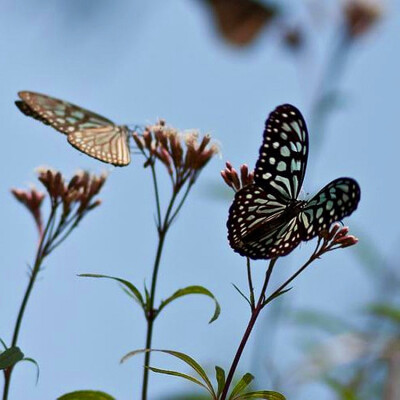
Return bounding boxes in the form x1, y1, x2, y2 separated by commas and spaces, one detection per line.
227, 104, 360, 260
16, 91, 131, 166
201, 0, 278, 46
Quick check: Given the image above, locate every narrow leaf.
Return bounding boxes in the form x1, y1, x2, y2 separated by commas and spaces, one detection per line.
22, 357, 40, 384
121, 349, 216, 396
229, 373, 254, 399
0, 347, 24, 370
57, 391, 116, 400
215, 366, 226, 397
79, 274, 144, 308
232, 284, 252, 308
367, 303, 400, 324
158, 286, 221, 323
147, 366, 209, 391
235, 391, 286, 399
265, 288, 292, 305
0, 339, 7, 350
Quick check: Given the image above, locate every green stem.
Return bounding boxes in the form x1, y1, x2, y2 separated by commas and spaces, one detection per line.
2, 206, 56, 400
263, 247, 321, 308
141, 184, 180, 400
246, 258, 255, 310
141, 230, 167, 400
220, 259, 277, 400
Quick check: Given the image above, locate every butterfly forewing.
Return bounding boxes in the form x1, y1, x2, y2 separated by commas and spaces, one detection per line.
68, 126, 131, 166
254, 104, 308, 202
18, 91, 113, 135
16, 91, 131, 166
298, 178, 360, 240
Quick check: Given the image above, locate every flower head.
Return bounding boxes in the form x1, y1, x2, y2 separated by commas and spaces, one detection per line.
221, 162, 254, 192
343, 0, 382, 39
11, 187, 45, 234
319, 223, 359, 251
36, 167, 107, 217
133, 120, 219, 191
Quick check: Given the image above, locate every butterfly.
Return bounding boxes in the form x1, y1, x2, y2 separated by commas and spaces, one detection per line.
15, 91, 131, 166
201, 0, 278, 46
227, 104, 361, 260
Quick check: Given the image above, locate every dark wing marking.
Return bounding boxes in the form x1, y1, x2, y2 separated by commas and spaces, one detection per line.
17, 91, 113, 135
298, 178, 361, 240
254, 104, 308, 202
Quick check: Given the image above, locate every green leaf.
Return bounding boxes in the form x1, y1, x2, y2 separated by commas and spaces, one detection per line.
235, 391, 286, 399
265, 288, 292, 305
147, 366, 210, 391
232, 284, 251, 308
121, 349, 216, 397
0, 338, 7, 350
367, 303, 400, 324
158, 286, 221, 323
215, 366, 226, 398
57, 391, 116, 400
229, 373, 254, 399
0, 347, 24, 370
324, 377, 360, 400
79, 274, 144, 308
292, 309, 354, 334
22, 357, 40, 384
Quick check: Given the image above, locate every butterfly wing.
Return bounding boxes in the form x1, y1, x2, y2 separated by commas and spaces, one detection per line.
254, 104, 309, 203
227, 184, 300, 259
67, 126, 131, 166
298, 178, 361, 240
17, 91, 114, 135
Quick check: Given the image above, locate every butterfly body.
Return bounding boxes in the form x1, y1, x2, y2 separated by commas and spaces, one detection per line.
16, 91, 131, 166
227, 104, 360, 260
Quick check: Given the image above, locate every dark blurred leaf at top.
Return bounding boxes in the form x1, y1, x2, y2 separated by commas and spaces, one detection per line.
199, 0, 280, 47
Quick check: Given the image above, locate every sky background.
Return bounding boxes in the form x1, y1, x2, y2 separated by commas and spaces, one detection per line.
1, 0, 399, 399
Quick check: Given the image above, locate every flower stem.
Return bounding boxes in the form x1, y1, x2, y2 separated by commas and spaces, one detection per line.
2, 206, 56, 400
141, 178, 183, 399
141, 229, 167, 400
220, 259, 277, 400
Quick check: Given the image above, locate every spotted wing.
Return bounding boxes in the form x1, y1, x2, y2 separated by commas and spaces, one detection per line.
16, 91, 113, 135
254, 104, 308, 203
298, 178, 361, 240
227, 184, 301, 259
67, 126, 131, 166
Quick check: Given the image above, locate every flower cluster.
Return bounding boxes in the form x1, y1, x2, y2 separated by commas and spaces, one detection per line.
343, 0, 382, 38
37, 168, 106, 216
221, 162, 254, 192
12, 168, 107, 256
133, 120, 219, 191
319, 223, 359, 251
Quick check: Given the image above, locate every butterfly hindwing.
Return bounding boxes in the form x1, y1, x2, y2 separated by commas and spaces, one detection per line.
17, 91, 113, 135
68, 126, 131, 166
298, 178, 361, 241
254, 104, 308, 202
227, 183, 302, 259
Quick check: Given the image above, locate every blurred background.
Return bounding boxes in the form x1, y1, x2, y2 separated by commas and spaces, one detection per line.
1, 0, 399, 399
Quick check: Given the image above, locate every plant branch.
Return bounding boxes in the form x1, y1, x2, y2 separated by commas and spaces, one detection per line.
220, 258, 277, 400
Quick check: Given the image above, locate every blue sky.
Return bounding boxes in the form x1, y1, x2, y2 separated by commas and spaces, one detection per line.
1, 1, 399, 399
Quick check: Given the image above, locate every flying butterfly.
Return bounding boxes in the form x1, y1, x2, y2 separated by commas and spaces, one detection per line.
227, 104, 360, 260
15, 91, 131, 166
201, 0, 278, 47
